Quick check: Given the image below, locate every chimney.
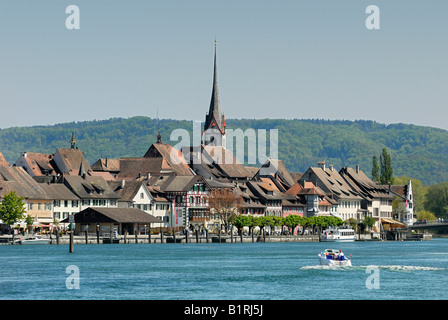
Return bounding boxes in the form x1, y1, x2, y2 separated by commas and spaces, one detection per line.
356, 165, 359, 174
317, 161, 326, 171
147, 172, 151, 181
121, 179, 125, 189
23, 152, 27, 158
329, 164, 334, 172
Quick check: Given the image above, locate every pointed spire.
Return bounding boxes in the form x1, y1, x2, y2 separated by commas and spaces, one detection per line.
70, 131, 76, 149
204, 40, 224, 133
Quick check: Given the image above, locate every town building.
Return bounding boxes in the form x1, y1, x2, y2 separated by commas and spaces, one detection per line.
40, 183, 80, 223
301, 162, 363, 221
339, 166, 394, 231
388, 180, 414, 225
62, 207, 163, 236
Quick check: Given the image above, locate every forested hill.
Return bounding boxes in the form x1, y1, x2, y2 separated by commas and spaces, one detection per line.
0, 116, 447, 185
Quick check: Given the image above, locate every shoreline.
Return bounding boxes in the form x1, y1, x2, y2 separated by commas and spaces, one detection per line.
1, 232, 435, 245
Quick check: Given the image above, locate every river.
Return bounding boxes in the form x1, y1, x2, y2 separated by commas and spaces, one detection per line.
1, 238, 447, 300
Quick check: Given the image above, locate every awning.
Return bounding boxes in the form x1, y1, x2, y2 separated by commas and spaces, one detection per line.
381, 218, 405, 227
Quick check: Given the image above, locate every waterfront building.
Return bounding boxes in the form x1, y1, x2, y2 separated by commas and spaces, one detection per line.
61, 175, 119, 211
246, 179, 284, 217
388, 180, 414, 225
40, 183, 80, 224
234, 182, 266, 216
0, 165, 52, 226
15, 152, 56, 177
61, 207, 163, 236
339, 166, 394, 231
301, 162, 363, 221
284, 180, 337, 217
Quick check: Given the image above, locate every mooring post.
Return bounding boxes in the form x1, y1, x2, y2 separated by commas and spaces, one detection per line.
69, 224, 74, 253
96, 224, 100, 244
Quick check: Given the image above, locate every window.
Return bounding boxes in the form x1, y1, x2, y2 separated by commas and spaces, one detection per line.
140, 193, 144, 199
72, 200, 79, 208
54, 200, 61, 207
54, 212, 60, 220
45, 203, 51, 210
29, 203, 34, 210
64, 200, 69, 207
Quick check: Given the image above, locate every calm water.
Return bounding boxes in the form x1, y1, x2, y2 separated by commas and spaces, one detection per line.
1, 239, 447, 300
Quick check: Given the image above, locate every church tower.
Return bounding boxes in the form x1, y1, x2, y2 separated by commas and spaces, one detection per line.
203, 40, 226, 148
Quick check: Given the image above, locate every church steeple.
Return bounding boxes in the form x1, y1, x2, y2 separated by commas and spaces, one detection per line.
204, 40, 226, 147
205, 40, 225, 133
70, 131, 76, 149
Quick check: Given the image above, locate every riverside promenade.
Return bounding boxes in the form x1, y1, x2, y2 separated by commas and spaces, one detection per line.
0, 233, 319, 245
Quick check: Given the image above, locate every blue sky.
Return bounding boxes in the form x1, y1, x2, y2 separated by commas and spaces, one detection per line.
0, 1, 447, 130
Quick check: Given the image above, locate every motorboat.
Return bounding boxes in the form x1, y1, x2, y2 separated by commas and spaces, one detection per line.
17, 235, 51, 245
320, 226, 356, 242
318, 249, 352, 266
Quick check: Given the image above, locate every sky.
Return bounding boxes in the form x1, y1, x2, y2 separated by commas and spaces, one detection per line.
0, 0, 447, 130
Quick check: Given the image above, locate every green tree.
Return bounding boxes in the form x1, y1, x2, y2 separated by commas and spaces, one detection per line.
230, 215, 250, 236
283, 215, 302, 235
247, 216, 260, 236
0, 191, 26, 234
417, 210, 436, 222
393, 176, 426, 213
424, 182, 448, 219
363, 216, 376, 231
25, 214, 34, 234
372, 156, 380, 183
345, 218, 358, 231
379, 148, 394, 185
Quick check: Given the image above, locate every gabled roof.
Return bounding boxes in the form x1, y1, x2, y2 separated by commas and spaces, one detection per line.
108, 180, 149, 202
15, 152, 56, 176
54, 148, 92, 175
201, 145, 252, 179
62, 207, 163, 224
91, 158, 120, 172
302, 166, 362, 201
339, 167, 393, 200
0, 166, 49, 200
160, 175, 205, 193
143, 143, 193, 176
40, 183, 79, 200
117, 157, 174, 180
63, 175, 119, 199
257, 159, 295, 188
0, 153, 9, 166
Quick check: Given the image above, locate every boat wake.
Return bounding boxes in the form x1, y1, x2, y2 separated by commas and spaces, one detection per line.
300, 265, 445, 271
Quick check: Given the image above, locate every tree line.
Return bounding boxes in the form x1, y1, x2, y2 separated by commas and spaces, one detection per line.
1, 116, 448, 185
